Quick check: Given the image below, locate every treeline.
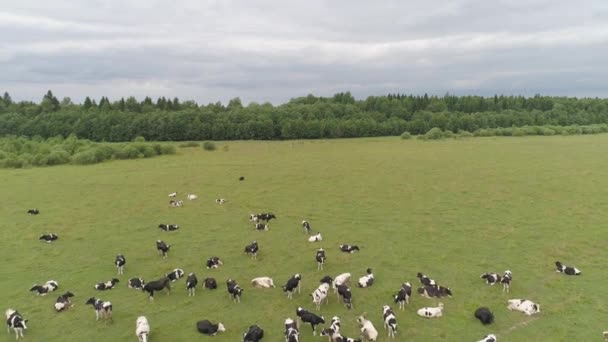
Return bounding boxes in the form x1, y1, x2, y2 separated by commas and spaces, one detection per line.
1, 91, 608, 141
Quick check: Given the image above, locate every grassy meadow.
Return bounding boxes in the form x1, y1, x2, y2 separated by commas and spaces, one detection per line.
1, 136, 608, 341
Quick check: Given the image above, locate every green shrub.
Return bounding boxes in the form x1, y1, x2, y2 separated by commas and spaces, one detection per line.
442, 130, 454, 138
203, 141, 217, 151
457, 130, 473, 138
424, 127, 444, 140
512, 128, 526, 136
47, 150, 70, 165
32, 154, 49, 166
400, 132, 412, 140
132, 136, 146, 142
160, 144, 176, 155
179, 141, 200, 148
72, 150, 99, 165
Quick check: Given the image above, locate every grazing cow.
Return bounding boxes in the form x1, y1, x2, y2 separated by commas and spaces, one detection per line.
474, 307, 494, 325
417, 285, 452, 298
5, 309, 27, 340
302, 220, 311, 234
128, 278, 145, 290
316, 249, 326, 271
507, 299, 540, 316
196, 320, 226, 336
255, 223, 269, 231
203, 277, 218, 289
226, 279, 244, 303
480, 272, 501, 285
339, 244, 360, 253
206, 256, 223, 269
258, 213, 276, 222
168, 192, 177, 197
156, 240, 171, 258
186, 273, 198, 296
243, 324, 264, 342
158, 224, 179, 232
169, 200, 183, 207
54, 291, 74, 312
39, 233, 58, 242
337, 284, 353, 309
416, 272, 436, 287
135, 316, 150, 342
333, 273, 351, 296
308, 232, 322, 242
282, 274, 302, 299
27, 208, 40, 215
555, 261, 581, 275
296, 307, 325, 336
115, 254, 126, 275
143, 277, 171, 300
85, 297, 113, 321
357, 268, 374, 288
382, 305, 398, 339
417, 303, 444, 318
476, 334, 497, 342
30, 280, 59, 295
356, 314, 378, 342
239, 176, 245, 181
187, 194, 198, 200
311, 283, 330, 310
394, 282, 412, 310
329, 316, 341, 333
244, 241, 259, 259
165, 269, 185, 282
251, 277, 275, 289
319, 275, 333, 285
95, 278, 120, 290
284, 318, 300, 342
215, 198, 227, 204
501, 270, 512, 292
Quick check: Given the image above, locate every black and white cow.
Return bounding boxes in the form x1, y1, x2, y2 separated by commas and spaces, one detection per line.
258, 213, 276, 222
85, 297, 112, 321
339, 244, 360, 253
501, 270, 512, 292
302, 220, 311, 234
394, 282, 412, 310
357, 268, 374, 288
555, 261, 581, 275
165, 269, 185, 282
186, 273, 198, 296
480, 272, 501, 285
417, 285, 453, 298
311, 283, 330, 310
316, 248, 326, 271
296, 307, 325, 336
158, 224, 179, 232
128, 277, 145, 290
474, 307, 494, 325
243, 324, 264, 342
168, 192, 177, 197
39, 233, 58, 242
282, 274, 302, 299
5, 309, 27, 340
27, 209, 39, 215
169, 200, 183, 207
507, 299, 540, 316
30, 280, 59, 295
215, 198, 227, 204
156, 240, 171, 258
244, 241, 259, 259
95, 278, 120, 290
476, 334, 497, 342
254, 223, 269, 231
416, 303, 444, 318
319, 276, 333, 285
203, 277, 218, 289
143, 277, 171, 300
329, 316, 341, 333
196, 320, 226, 335
226, 279, 244, 303
321, 328, 362, 342
206, 256, 223, 269
337, 284, 353, 309
383, 305, 398, 339
284, 318, 300, 342
416, 272, 436, 287
115, 254, 126, 275
54, 291, 74, 312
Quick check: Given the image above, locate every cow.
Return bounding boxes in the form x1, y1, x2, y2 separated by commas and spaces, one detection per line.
156, 240, 171, 258
356, 314, 378, 342
94, 278, 120, 290
480, 272, 501, 286
135, 316, 150, 342
474, 307, 494, 325
115, 254, 126, 275
329, 316, 341, 334
255, 223, 269, 231
226, 279, 244, 303
251, 277, 275, 289
203, 277, 217, 289
476, 334, 497, 342
417, 285, 452, 298
282, 274, 302, 299
284, 318, 300, 342
555, 261, 581, 275
302, 220, 311, 234
296, 307, 325, 336
339, 244, 360, 253
165, 268, 185, 282
187, 194, 198, 200
158, 224, 179, 232
258, 213, 276, 222
169, 200, 183, 207
186, 273, 198, 296
394, 282, 412, 310
337, 284, 353, 309
54, 291, 74, 312
501, 270, 512, 292
30, 280, 59, 296
206, 256, 223, 269
382, 305, 398, 338
357, 268, 374, 288
196, 320, 226, 336
333, 273, 351, 297
311, 283, 330, 310
308, 232, 322, 242
168, 192, 177, 197
85, 297, 113, 321
215, 198, 227, 204
243, 324, 264, 342
507, 299, 540, 316
320, 275, 333, 285
128, 277, 145, 290
316, 249, 326, 271
320, 328, 362, 342
5, 309, 27, 340
27, 209, 39, 215
143, 277, 171, 300
239, 176, 245, 181
416, 272, 436, 287
244, 241, 259, 259
39, 233, 58, 243
417, 303, 444, 318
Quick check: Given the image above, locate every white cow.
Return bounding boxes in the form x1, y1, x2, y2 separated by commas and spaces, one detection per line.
507, 299, 540, 316
135, 316, 150, 342
311, 283, 330, 310
417, 303, 444, 318
251, 277, 275, 288
187, 194, 198, 200
356, 314, 378, 342
168, 192, 177, 197
308, 232, 322, 242
476, 334, 497, 342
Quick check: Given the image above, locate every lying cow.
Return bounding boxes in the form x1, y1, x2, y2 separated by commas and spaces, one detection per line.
507, 299, 540, 316
251, 277, 275, 288
196, 320, 226, 336
39, 233, 58, 242
417, 303, 444, 318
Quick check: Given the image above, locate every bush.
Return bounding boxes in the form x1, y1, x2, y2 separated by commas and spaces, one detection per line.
72, 150, 99, 165
132, 136, 146, 142
47, 150, 71, 165
400, 131, 412, 140
203, 141, 217, 151
160, 144, 176, 155
457, 130, 473, 138
179, 141, 200, 148
442, 130, 454, 138
424, 127, 444, 140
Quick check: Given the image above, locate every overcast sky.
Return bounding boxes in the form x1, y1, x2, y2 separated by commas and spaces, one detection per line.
1, 0, 607, 105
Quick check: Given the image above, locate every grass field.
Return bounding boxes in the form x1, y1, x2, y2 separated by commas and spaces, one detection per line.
2, 135, 608, 341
